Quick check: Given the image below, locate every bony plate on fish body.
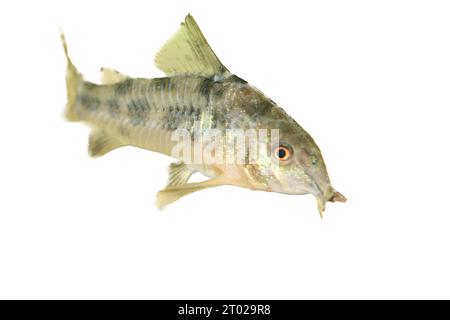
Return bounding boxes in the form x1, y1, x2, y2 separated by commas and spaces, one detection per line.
61, 14, 346, 217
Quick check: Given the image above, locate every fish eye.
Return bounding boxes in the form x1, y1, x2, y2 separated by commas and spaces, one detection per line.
312, 157, 318, 166
274, 144, 292, 161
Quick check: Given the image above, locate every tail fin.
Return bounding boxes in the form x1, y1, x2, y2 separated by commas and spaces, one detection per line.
61, 32, 83, 122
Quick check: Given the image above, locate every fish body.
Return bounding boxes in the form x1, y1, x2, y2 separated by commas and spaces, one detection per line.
62, 14, 346, 215
70, 75, 247, 156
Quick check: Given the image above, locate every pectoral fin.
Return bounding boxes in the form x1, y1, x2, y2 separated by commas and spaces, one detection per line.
88, 130, 124, 157
156, 177, 225, 209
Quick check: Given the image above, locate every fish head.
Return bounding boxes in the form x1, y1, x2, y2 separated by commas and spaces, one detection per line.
244, 108, 346, 216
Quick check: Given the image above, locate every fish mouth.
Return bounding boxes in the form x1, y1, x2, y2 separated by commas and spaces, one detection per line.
315, 185, 347, 218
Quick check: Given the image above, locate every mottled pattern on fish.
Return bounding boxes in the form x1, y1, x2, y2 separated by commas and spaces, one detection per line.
75, 77, 206, 155
73, 75, 286, 156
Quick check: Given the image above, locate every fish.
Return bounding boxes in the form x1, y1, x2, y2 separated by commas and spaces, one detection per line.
61, 14, 346, 216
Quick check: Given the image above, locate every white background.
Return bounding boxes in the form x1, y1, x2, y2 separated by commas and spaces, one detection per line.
0, 0, 449, 299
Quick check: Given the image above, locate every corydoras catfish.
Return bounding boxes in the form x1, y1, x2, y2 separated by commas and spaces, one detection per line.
61, 14, 346, 216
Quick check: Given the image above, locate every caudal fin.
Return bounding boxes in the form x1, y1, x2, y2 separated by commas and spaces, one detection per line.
61, 32, 82, 122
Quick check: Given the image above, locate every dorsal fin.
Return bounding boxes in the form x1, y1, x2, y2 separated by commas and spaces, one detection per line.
154, 14, 230, 78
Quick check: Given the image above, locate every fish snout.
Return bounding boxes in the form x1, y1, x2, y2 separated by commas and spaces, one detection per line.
328, 189, 347, 203
322, 185, 346, 203
316, 187, 347, 217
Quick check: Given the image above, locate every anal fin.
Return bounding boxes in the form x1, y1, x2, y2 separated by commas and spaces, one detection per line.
89, 130, 124, 157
